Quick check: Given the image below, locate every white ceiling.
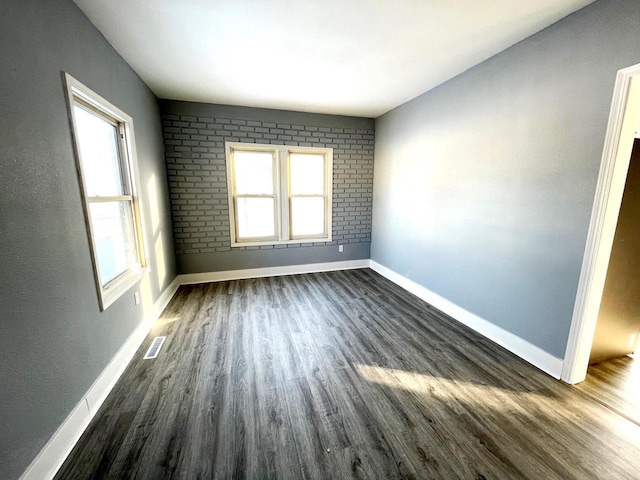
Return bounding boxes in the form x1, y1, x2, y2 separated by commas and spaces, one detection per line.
74, 0, 595, 118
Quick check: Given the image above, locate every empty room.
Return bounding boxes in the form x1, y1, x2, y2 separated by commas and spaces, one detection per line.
4, 0, 640, 479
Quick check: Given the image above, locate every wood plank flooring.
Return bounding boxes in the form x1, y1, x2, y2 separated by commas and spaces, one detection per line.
577, 355, 640, 427
55, 269, 640, 479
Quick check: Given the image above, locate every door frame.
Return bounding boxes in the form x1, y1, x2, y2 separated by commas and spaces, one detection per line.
562, 63, 640, 384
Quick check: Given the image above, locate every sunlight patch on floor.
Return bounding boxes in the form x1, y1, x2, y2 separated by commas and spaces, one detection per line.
356, 363, 640, 441
355, 363, 544, 405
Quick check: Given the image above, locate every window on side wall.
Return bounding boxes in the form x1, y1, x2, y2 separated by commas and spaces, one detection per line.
226, 142, 333, 246
64, 73, 146, 310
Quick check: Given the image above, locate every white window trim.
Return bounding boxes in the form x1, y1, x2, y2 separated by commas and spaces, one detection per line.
225, 142, 333, 247
63, 73, 148, 311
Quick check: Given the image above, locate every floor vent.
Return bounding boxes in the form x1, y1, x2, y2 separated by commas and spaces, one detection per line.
143, 336, 166, 360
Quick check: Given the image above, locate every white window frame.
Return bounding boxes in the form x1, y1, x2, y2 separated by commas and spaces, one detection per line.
64, 73, 147, 311
226, 142, 333, 247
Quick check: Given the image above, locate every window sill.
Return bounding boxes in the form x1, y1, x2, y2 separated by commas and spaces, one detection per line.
98, 266, 147, 311
231, 236, 332, 248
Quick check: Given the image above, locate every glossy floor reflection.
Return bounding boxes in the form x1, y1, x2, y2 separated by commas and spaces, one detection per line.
576, 354, 640, 426
56, 269, 640, 479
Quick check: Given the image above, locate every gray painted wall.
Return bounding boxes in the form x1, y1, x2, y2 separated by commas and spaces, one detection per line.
372, 0, 640, 359
0, 1, 176, 478
161, 101, 374, 274
590, 140, 640, 363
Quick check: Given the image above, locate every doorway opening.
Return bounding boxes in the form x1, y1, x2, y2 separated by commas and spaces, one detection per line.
574, 135, 640, 423
563, 63, 640, 394
563, 63, 640, 423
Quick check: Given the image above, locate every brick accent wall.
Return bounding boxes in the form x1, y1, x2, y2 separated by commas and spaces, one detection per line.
162, 108, 374, 258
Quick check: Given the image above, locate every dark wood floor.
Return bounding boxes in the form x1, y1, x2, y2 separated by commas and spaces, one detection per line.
577, 355, 640, 427
56, 269, 640, 479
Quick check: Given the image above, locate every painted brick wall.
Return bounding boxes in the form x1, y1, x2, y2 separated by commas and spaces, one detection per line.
161, 101, 374, 273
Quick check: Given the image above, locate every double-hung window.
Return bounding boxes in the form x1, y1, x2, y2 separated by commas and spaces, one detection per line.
64, 73, 146, 310
226, 142, 332, 246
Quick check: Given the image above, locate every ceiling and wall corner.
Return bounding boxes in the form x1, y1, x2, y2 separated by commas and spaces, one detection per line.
72, 0, 596, 117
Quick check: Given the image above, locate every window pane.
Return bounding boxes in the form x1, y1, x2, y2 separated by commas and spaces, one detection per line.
291, 197, 325, 237
290, 154, 325, 195
89, 201, 138, 285
73, 105, 124, 196
236, 197, 275, 238
234, 150, 274, 194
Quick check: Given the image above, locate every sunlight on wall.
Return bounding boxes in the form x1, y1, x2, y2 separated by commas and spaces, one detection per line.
145, 172, 168, 291
147, 174, 161, 233
155, 234, 166, 287
139, 274, 154, 315
388, 105, 572, 241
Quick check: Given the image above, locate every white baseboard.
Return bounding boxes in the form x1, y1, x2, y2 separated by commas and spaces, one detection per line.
22, 257, 566, 480
179, 259, 370, 285
20, 276, 180, 480
182, 258, 563, 378
21, 259, 369, 480
19, 399, 91, 480
369, 260, 564, 379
